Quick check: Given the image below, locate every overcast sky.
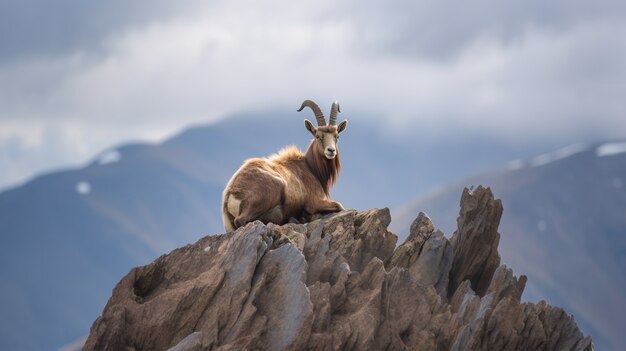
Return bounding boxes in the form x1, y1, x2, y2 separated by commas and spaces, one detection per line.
1, 0, 625, 190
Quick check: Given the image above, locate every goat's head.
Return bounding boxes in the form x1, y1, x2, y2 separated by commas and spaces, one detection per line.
298, 100, 348, 160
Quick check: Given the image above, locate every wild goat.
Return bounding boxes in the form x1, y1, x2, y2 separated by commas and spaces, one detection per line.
222, 100, 348, 232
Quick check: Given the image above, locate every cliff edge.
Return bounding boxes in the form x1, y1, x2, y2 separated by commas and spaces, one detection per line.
85, 186, 593, 350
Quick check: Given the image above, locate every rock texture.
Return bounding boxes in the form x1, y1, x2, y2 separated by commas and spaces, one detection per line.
85, 186, 593, 351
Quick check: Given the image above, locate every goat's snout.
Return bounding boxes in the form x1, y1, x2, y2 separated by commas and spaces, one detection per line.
325, 147, 337, 159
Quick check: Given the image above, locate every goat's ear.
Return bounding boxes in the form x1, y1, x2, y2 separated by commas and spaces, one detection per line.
304, 119, 316, 136
337, 120, 348, 134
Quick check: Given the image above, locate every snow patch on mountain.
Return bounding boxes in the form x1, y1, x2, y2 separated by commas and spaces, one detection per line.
75, 181, 91, 195
97, 150, 121, 165
596, 142, 626, 157
530, 143, 588, 167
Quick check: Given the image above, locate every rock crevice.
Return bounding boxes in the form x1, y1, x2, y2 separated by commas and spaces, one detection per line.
85, 186, 593, 351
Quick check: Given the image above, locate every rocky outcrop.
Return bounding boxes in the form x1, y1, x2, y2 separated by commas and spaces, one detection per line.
448, 187, 503, 298
85, 186, 593, 351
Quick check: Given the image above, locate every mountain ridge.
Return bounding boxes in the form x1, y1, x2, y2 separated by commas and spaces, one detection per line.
85, 186, 592, 350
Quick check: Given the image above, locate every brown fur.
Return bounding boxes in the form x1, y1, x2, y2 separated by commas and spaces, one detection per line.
222, 125, 345, 232
305, 140, 341, 196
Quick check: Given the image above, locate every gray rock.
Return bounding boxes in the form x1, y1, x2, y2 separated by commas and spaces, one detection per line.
85, 188, 593, 351
391, 212, 453, 299
449, 186, 502, 298
167, 332, 202, 351
389, 212, 435, 269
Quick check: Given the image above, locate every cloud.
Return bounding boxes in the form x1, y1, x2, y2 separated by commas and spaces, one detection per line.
1, 0, 626, 188
0, 122, 81, 190
348, 0, 626, 59
0, 0, 203, 63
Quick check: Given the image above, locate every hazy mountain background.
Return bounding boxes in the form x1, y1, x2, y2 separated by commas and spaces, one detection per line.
0, 110, 576, 351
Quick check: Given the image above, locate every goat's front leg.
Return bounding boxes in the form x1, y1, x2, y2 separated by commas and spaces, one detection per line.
306, 199, 345, 215
300, 199, 345, 223
323, 199, 345, 212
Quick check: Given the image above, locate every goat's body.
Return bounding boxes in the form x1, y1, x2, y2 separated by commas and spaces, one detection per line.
222, 100, 347, 232
222, 146, 339, 231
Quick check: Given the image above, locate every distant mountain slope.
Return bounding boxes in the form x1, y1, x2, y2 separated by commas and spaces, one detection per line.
391, 142, 626, 350
0, 110, 562, 350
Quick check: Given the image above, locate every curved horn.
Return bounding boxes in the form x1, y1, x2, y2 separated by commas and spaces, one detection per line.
297, 100, 326, 126
329, 100, 340, 125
